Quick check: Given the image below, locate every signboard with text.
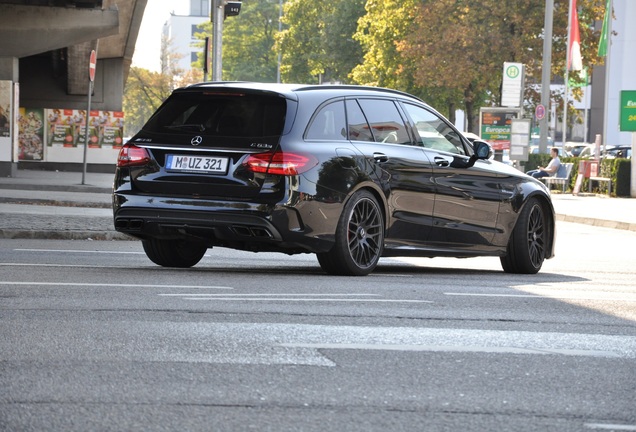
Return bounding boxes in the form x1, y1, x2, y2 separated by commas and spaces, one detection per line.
501, 62, 524, 108
620, 90, 636, 132
479, 108, 521, 150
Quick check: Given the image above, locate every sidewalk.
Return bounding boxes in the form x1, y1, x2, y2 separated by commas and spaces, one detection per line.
0, 169, 635, 240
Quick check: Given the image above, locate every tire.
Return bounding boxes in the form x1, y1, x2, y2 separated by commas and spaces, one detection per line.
500, 198, 546, 274
142, 238, 207, 268
317, 190, 384, 276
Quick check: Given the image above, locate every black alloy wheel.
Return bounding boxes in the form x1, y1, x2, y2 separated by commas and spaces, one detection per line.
501, 198, 546, 274
317, 190, 384, 276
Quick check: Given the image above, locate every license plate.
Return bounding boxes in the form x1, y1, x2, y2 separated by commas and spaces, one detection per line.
166, 155, 229, 174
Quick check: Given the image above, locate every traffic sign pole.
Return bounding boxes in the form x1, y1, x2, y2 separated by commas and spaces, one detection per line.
82, 50, 96, 185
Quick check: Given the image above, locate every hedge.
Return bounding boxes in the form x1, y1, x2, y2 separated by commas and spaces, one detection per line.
523, 154, 632, 197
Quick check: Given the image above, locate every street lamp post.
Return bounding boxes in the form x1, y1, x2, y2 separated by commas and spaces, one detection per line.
212, 0, 224, 81
540, 0, 554, 155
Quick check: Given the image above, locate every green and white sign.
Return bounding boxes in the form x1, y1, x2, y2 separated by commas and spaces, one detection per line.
501, 62, 524, 108
620, 90, 636, 132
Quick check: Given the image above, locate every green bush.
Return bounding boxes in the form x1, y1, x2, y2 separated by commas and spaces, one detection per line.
613, 159, 632, 197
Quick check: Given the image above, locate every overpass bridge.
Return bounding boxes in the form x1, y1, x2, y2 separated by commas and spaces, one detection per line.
0, 0, 147, 175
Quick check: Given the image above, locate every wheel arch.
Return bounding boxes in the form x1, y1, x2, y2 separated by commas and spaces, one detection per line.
346, 181, 390, 233
515, 191, 556, 260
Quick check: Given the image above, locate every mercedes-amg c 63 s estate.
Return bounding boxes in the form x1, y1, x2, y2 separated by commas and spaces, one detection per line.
113, 82, 555, 276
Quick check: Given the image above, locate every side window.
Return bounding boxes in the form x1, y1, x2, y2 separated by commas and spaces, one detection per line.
345, 99, 374, 142
402, 103, 466, 155
357, 99, 411, 145
305, 101, 347, 141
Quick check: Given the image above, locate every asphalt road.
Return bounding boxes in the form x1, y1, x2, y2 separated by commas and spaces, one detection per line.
1, 221, 635, 431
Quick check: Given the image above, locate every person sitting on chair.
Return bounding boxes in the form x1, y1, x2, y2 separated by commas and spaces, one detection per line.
526, 147, 561, 179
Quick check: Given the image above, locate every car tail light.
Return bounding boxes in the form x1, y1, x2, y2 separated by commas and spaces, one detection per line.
244, 152, 318, 176
117, 143, 151, 167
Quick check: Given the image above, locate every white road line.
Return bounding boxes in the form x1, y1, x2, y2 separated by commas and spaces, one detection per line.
182, 298, 433, 303
0, 282, 233, 289
157, 293, 432, 303
445, 292, 636, 302
280, 343, 620, 358
157, 293, 381, 297
584, 424, 636, 431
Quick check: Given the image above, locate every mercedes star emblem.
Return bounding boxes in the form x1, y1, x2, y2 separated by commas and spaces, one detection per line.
191, 136, 203, 146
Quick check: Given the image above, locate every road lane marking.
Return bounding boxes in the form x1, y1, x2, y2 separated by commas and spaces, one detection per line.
445, 292, 636, 302
183, 298, 433, 303
280, 343, 620, 358
0, 282, 233, 289
158, 293, 381, 297
584, 424, 636, 431
158, 293, 432, 303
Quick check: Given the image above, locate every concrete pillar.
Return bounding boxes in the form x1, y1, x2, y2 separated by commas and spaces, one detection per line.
0, 57, 18, 177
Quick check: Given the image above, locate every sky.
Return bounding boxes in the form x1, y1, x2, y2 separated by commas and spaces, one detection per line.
131, 0, 189, 72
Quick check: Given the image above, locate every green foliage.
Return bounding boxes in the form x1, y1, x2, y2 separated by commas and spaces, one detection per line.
278, 0, 366, 83
127, 0, 610, 136
608, 158, 631, 197
348, 0, 606, 130
123, 67, 174, 135
194, 0, 280, 82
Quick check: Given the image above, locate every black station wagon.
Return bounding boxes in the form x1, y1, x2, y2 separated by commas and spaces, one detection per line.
113, 82, 555, 276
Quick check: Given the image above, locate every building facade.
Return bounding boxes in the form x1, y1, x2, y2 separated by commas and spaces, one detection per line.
162, 0, 210, 73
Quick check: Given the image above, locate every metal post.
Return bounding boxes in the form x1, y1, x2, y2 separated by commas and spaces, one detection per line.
539, 0, 554, 155
81, 81, 92, 185
277, 0, 282, 83
602, 0, 613, 152
563, 0, 573, 147
212, 0, 223, 81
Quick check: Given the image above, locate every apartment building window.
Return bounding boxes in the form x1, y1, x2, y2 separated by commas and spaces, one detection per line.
191, 0, 209, 17
192, 24, 201, 39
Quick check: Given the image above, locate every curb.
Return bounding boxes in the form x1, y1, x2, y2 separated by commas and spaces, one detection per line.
555, 214, 636, 232
0, 229, 133, 240
0, 197, 110, 208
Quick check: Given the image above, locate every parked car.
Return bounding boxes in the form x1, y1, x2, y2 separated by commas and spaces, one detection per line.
568, 143, 595, 158
113, 82, 556, 275
605, 145, 631, 159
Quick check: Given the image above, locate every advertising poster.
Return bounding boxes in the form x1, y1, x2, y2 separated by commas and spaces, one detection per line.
47, 109, 82, 147
46, 109, 124, 148
18, 107, 45, 160
0, 80, 11, 138
76, 110, 100, 148
95, 110, 125, 148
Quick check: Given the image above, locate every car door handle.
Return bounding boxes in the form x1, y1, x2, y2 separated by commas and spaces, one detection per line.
434, 156, 450, 167
373, 152, 389, 163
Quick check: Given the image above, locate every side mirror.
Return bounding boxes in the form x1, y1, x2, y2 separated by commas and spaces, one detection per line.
472, 140, 493, 160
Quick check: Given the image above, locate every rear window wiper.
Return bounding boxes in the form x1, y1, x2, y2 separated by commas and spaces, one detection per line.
165, 124, 206, 132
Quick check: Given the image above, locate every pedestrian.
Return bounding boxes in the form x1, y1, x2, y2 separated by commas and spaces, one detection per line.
526, 147, 561, 179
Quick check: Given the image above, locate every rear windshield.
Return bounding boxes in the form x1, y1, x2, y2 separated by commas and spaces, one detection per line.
143, 91, 287, 138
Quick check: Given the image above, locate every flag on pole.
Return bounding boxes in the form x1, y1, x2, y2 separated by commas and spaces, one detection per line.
598, 0, 611, 57
568, 0, 583, 70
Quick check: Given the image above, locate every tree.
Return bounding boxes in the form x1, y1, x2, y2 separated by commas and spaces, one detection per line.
350, 0, 418, 91
352, 0, 607, 132
124, 35, 198, 135
277, 0, 366, 83
193, 0, 280, 82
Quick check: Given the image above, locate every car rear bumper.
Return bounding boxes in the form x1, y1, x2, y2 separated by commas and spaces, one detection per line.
113, 193, 336, 254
